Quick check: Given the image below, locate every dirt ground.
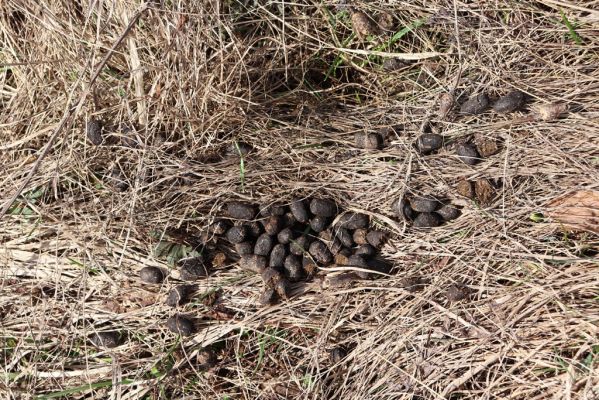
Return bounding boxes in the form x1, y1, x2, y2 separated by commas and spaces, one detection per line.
1, 1, 598, 399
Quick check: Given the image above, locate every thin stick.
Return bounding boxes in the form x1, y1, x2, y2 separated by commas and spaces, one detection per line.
0, 5, 148, 218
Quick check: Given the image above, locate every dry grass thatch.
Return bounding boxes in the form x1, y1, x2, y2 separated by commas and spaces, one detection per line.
1, 1, 598, 399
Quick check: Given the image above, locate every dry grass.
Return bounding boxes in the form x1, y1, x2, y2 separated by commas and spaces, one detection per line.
1, 1, 599, 399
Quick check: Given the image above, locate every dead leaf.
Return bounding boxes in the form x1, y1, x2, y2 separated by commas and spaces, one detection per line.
546, 190, 599, 234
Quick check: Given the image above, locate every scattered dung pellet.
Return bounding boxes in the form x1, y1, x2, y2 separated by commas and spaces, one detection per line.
262, 215, 282, 236
289, 198, 309, 223
393, 198, 416, 221
354, 244, 375, 257
308, 240, 333, 264
324, 272, 361, 287
258, 287, 277, 306
310, 216, 329, 233
337, 213, 369, 230
273, 278, 289, 299
416, 133, 443, 155
475, 179, 495, 205
277, 227, 294, 244
366, 230, 387, 248
456, 180, 475, 199
329, 347, 347, 363
460, 93, 490, 115
226, 226, 248, 244
476, 138, 500, 158
227, 141, 252, 156
310, 198, 337, 217
196, 348, 217, 370
445, 284, 471, 302
377, 11, 394, 31
269, 244, 287, 268
108, 168, 128, 192
261, 267, 283, 285
226, 202, 256, 220
410, 196, 440, 212
209, 219, 230, 235
179, 258, 209, 281
352, 229, 368, 245
493, 90, 525, 114
302, 255, 318, 276
351, 11, 378, 37
259, 203, 286, 217
436, 204, 461, 221
86, 119, 104, 145
413, 212, 442, 228
235, 241, 254, 256
211, 252, 227, 268
140, 266, 165, 284
283, 255, 304, 282
243, 221, 263, 238
335, 248, 352, 265
290, 236, 309, 256
166, 315, 195, 336
335, 227, 354, 248
166, 285, 192, 307
282, 212, 297, 227
239, 255, 267, 273
456, 143, 480, 165
90, 331, 121, 348
355, 132, 383, 150
254, 233, 274, 256
348, 255, 370, 278
399, 276, 427, 292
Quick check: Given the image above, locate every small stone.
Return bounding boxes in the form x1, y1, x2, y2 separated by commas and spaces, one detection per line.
474, 179, 495, 205
413, 213, 442, 228
352, 229, 368, 245
226, 226, 248, 244
165, 285, 192, 307
226, 202, 257, 220
239, 255, 267, 273
416, 134, 443, 155
445, 284, 471, 302
308, 240, 333, 264
258, 287, 277, 305
366, 230, 387, 248
254, 233, 274, 256
235, 241, 254, 255
209, 219, 230, 235
351, 11, 378, 37
269, 244, 287, 268
355, 132, 383, 150
179, 258, 209, 281
456, 143, 480, 165
166, 315, 195, 336
436, 204, 461, 221
392, 198, 416, 221
86, 119, 104, 145
460, 93, 490, 115
476, 138, 500, 158
493, 90, 525, 114
310, 216, 329, 233
337, 213, 369, 230
410, 196, 440, 212
283, 255, 304, 282
309, 198, 337, 217
90, 331, 121, 348
354, 244, 375, 257
289, 198, 309, 223
140, 266, 165, 284
289, 236, 309, 256
456, 180, 475, 199
277, 227, 294, 244
262, 215, 282, 236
